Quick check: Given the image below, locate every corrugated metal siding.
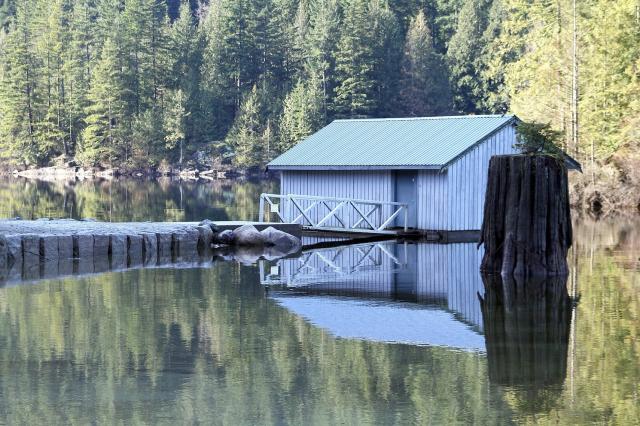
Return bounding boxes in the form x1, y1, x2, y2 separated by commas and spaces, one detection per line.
446, 124, 518, 230
414, 124, 518, 231
280, 171, 394, 228
416, 171, 448, 230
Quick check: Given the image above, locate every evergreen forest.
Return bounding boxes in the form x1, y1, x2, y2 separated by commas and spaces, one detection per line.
0, 1, 638, 190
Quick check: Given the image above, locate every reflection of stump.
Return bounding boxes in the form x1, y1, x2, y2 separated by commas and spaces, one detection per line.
479, 155, 572, 276
479, 274, 572, 390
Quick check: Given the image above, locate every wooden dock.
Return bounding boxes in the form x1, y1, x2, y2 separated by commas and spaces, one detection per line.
0, 219, 302, 284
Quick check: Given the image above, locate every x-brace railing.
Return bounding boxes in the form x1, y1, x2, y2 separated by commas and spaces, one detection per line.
259, 193, 409, 234
260, 242, 408, 286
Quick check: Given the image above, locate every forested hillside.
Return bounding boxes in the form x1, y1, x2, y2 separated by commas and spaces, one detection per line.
0, 1, 638, 187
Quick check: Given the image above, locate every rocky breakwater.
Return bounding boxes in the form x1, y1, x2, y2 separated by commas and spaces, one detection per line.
0, 219, 302, 284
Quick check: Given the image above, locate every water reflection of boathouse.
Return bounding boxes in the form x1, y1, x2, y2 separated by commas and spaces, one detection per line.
261, 239, 486, 335
262, 238, 575, 401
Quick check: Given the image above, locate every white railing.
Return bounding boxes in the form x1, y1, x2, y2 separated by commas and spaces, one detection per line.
260, 242, 408, 287
259, 193, 409, 234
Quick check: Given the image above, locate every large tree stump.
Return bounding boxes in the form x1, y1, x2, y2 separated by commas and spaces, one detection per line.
479, 155, 572, 277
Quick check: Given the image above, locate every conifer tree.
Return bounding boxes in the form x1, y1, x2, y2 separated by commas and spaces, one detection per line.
278, 77, 324, 152
333, 0, 376, 118
167, 1, 201, 146
0, 0, 15, 29
163, 88, 189, 165
79, 36, 124, 165
225, 85, 268, 167
477, 0, 509, 113
398, 10, 451, 116
369, 0, 402, 116
446, 0, 490, 113
0, 0, 42, 164
306, 0, 340, 118
37, 0, 72, 157
66, 0, 96, 156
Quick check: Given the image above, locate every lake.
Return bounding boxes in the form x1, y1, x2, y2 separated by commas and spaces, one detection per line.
0, 178, 637, 424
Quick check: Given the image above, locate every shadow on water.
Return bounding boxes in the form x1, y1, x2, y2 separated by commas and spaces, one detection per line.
479, 273, 574, 413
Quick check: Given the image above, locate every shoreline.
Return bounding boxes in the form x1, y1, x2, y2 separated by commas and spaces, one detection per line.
1, 167, 637, 218
0, 165, 272, 181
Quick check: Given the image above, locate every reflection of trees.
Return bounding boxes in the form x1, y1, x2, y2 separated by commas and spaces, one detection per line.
485, 220, 640, 424
0, 178, 277, 222
480, 274, 572, 414
0, 264, 513, 424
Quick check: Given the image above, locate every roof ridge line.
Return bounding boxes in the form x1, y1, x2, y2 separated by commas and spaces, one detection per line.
333, 114, 512, 123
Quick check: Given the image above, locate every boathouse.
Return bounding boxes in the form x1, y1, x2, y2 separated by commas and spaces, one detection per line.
266, 115, 579, 232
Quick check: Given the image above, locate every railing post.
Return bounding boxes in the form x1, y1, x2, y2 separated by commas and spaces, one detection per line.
285, 196, 290, 223
259, 194, 265, 222
404, 205, 408, 232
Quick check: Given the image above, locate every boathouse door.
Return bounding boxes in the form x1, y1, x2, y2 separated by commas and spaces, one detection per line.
395, 171, 417, 229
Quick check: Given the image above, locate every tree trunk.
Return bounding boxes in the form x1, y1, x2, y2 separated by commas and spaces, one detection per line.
479, 155, 572, 277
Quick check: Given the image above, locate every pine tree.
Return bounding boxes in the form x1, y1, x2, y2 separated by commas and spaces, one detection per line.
79, 36, 124, 165
225, 85, 268, 167
167, 1, 202, 146
398, 10, 451, 116
0, 0, 15, 29
201, 0, 262, 110
446, 0, 491, 113
306, 0, 340, 119
578, 0, 640, 158
66, 0, 96, 156
163, 88, 189, 165
500, 0, 575, 151
278, 77, 324, 152
432, 0, 464, 52
333, 0, 376, 118
36, 0, 72, 158
0, 0, 42, 165
200, 0, 262, 137
369, 0, 402, 117
262, 0, 298, 91
478, 0, 510, 113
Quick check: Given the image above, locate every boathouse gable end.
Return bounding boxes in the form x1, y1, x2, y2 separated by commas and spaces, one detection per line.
267, 115, 577, 232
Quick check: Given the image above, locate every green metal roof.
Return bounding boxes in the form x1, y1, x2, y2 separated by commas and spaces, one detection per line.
268, 115, 517, 170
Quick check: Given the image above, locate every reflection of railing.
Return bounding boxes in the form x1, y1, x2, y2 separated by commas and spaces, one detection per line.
259, 193, 408, 234
260, 242, 407, 287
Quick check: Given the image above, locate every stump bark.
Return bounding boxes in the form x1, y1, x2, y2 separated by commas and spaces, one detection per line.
479, 155, 572, 277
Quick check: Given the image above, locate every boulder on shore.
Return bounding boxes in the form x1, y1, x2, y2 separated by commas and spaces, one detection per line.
212, 225, 301, 255
233, 224, 266, 247
213, 230, 235, 245
260, 227, 301, 252
198, 219, 219, 233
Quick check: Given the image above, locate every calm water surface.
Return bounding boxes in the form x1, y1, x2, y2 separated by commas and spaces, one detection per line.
0, 178, 637, 424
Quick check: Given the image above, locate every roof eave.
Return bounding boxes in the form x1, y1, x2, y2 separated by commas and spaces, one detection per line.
266, 164, 442, 171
